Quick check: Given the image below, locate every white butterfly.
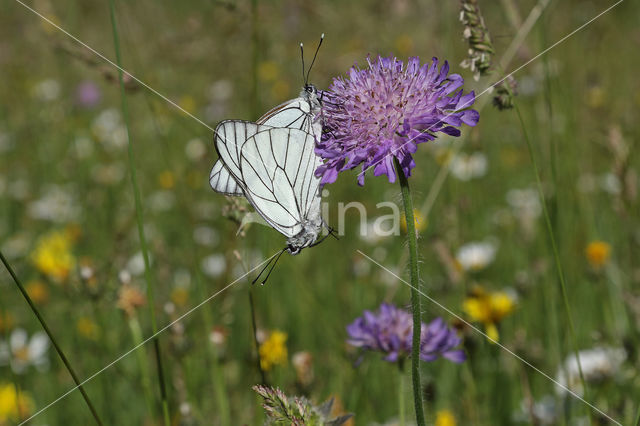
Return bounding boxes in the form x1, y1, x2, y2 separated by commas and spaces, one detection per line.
209, 84, 327, 256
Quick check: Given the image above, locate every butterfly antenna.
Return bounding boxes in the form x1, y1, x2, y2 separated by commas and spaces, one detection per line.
305, 33, 324, 84
329, 226, 340, 240
252, 248, 285, 285
259, 247, 287, 285
300, 42, 306, 86
252, 255, 276, 285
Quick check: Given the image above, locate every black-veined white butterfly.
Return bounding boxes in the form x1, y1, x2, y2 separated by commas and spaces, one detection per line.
209, 35, 332, 282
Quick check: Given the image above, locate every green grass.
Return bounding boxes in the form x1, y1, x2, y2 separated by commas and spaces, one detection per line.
1, 0, 639, 424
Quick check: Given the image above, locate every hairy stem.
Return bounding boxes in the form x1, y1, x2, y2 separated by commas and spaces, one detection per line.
394, 158, 425, 426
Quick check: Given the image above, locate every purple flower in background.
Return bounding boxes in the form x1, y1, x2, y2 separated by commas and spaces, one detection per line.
346, 303, 466, 364
316, 56, 479, 186
74, 80, 101, 108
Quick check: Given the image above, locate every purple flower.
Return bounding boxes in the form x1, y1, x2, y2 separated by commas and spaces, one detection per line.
74, 80, 101, 108
346, 303, 466, 364
316, 56, 479, 186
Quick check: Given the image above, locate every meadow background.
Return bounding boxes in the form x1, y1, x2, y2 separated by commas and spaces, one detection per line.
1, 0, 639, 424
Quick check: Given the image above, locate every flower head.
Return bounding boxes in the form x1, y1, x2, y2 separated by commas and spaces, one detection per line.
463, 286, 516, 342
435, 409, 457, 426
74, 80, 101, 108
259, 330, 288, 371
116, 284, 146, 317
347, 303, 465, 363
30, 228, 77, 282
455, 240, 496, 272
316, 56, 479, 186
0, 328, 50, 374
585, 240, 611, 269
0, 382, 34, 423
555, 347, 626, 397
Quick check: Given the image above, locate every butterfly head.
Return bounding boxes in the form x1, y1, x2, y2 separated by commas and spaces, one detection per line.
286, 217, 323, 255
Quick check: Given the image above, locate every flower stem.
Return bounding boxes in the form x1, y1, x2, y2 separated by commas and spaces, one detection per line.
107, 2, 170, 425
394, 157, 426, 426
0, 250, 103, 425
249, 288, 268, 385
398, 361, 406, 426
514, 106, 588, 400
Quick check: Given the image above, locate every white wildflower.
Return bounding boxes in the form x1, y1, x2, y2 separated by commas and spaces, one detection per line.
456, 240, 497, 271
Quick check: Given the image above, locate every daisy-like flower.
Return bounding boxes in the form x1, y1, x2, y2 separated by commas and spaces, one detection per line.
347, 303, 465, 363
0, 328, 50, 374
316, 56, 479, 186
555, 347, 626, 397
455, 240, 497, 272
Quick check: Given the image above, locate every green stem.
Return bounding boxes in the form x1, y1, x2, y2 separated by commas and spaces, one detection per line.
128, 317, 155, 418
249, 289, 268, 385
106, 2, 171, 425
398, 361, 406, 426
514, 106, 588, 398
394, 158, 426, 426
250, 0, 260, 119
0, 251, 103, 425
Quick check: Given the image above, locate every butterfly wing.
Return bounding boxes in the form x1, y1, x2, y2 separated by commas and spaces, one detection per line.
210, 120, 273, 195
210, 97, 315, 196
238, 127, 320, 238
209, 159, 243, 196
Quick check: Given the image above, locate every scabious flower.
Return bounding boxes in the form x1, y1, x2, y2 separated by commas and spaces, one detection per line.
462, 286, 516, 342
74, 80, 101, 108
316, 56, 479, 186
347, 303, 465, 363
259, 330, 288, 371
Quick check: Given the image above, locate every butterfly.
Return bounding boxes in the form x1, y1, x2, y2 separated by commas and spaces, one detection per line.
210, 35, 332, 282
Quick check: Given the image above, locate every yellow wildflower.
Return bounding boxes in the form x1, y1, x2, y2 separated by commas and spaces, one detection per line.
25, 280, 49, 305
585, 241, 611, 269
435, 409, 457, 426
170, 287, 189, 308
400, 209, 428, 234
463, 286, 515, 342
76, 317, 100, 340
0, 383, 33, 423
158, 171, 175, 190
31, 229, 76, 282
259, 330, 288, 371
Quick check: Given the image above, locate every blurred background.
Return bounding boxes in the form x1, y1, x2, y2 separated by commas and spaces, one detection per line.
0, 0, 639, 424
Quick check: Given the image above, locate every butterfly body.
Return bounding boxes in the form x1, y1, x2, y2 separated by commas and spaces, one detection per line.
210, 85, 326, 255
